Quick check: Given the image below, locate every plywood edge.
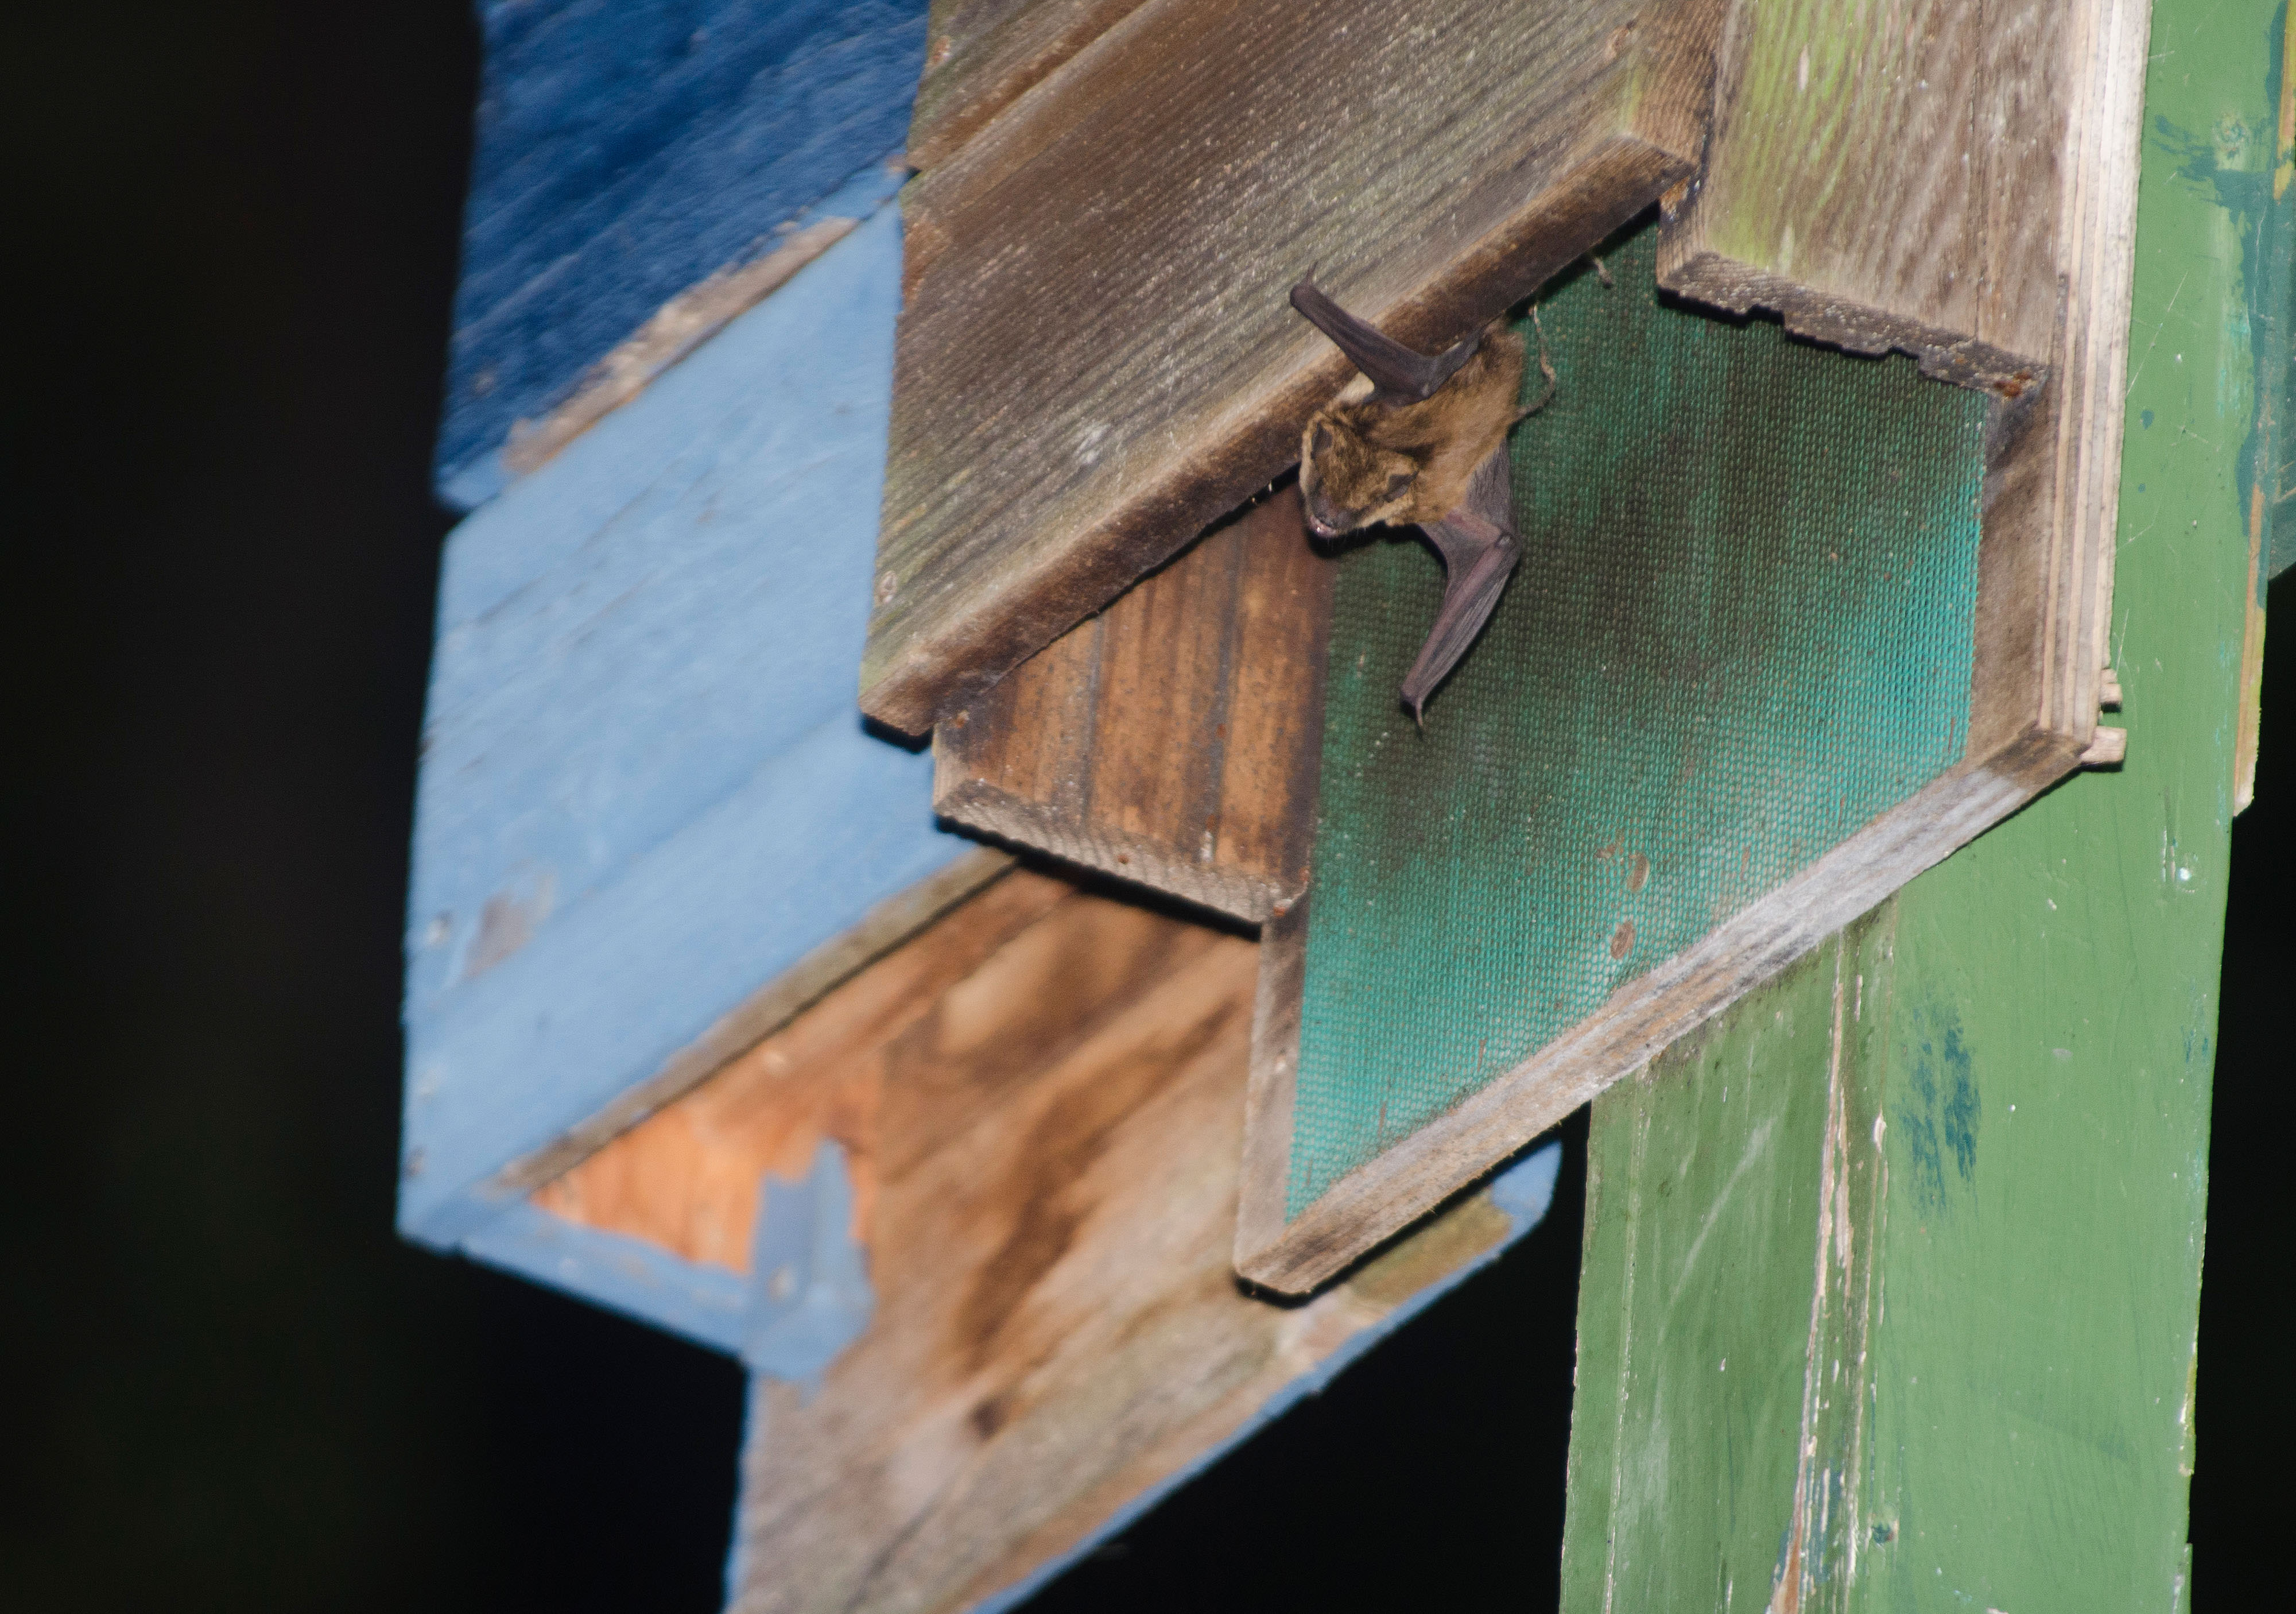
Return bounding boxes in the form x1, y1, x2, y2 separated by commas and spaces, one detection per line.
1236, 734, 2081, 1293
480, 846, 1014, 1201
862, 132, 1694, 735
2037, 0, 2152, 741
934, 775, 1287, 923
1232, 896, 1308, 1276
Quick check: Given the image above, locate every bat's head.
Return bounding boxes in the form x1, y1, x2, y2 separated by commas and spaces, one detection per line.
1299, 405, 1423, 538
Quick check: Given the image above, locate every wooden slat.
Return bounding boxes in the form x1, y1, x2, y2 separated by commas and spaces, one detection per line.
534, 869, 1565, 1612
933, 487, 1330, 923
907, 0, 1151, 169
1657, 0, 2058, 394
398, 214, 982, 1251
862, 0, 1727, 733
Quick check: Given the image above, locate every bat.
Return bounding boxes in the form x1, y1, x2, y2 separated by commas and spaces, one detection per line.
1291, 280, 1533, 724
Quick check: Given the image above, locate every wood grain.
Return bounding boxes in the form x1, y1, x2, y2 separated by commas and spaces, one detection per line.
433, 2, 925, 500
863, 0, 1727, 733
1657, 0, 2058, 395
907, 0, 1151, 169
933, 487, 1331, 923
529, 859, 1069, 1257
534, 867, 1558, 1612
1961, 0, 2150, 757
1234, 0, 2152, 1295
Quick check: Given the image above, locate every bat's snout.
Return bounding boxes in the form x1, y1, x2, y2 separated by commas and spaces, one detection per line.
1301, 482, 1355, 540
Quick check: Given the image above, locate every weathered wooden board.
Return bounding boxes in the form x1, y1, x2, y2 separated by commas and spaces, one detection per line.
400, 214, 982, 1256
907, 0, 1150, 169
1559, 11, 2249, 1601
863, 0, 1727, 732
530, 865, 1564, 1611
436, 0, 928, 505
1235, 0, 2151, 1294
933, 487, 1331, 923
1657, 0, 2062, 394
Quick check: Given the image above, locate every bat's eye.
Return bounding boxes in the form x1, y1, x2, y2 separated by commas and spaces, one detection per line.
1310, 423, 1333, 458
1383, 471, 1414, 500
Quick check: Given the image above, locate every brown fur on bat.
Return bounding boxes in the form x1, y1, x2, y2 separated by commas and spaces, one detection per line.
1292, 280, 1530, 723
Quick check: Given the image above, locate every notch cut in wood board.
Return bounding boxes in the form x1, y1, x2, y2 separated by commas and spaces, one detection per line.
532, 865, 1565, 1614
933, 486, 1331, 924
862, 0, 1729, 733
1239, 104, 2145, 1288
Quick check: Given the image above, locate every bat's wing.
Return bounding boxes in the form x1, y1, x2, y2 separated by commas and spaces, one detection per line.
1291, 280, 1480, 402
1402, 447, 1520, 724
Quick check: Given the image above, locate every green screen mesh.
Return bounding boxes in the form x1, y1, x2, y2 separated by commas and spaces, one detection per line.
1287, 221, 1988, 1220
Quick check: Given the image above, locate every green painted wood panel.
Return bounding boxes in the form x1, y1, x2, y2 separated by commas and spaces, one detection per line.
1561, 1, 2271, 1605
1562, 923, 1884, 1609
1288, 224, 1987, 1218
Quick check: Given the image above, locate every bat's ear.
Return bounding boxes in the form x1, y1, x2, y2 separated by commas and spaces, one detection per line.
1289, 280, 1477, 402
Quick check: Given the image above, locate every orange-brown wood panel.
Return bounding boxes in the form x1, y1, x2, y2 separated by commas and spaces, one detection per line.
933, 488, 1330, 923
532, 864, 1553, 1613
532, 868, 1075, 1265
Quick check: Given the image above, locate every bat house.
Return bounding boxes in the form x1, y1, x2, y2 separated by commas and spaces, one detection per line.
394, 0, 2233, 1603
914, 0, 2143, 1290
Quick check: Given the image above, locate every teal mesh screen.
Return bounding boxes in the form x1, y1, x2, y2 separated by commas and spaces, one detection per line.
1287, 222, 1988, 1220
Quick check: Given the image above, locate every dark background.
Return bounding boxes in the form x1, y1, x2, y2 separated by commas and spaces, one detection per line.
10, 5, 2284, 1610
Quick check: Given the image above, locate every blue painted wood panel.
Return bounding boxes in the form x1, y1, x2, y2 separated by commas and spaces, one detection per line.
438, 0, 930, 504
463, 1201, 753, 1353
401, 208, 972, 1248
